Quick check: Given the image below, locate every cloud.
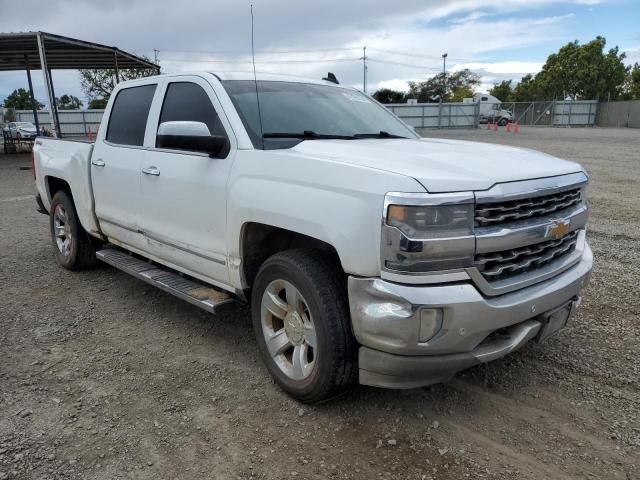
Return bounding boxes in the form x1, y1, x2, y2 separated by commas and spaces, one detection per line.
453, 61, 545, 75
374, 79, 414, 92
624, 47, 640, 64
0, 0, 612, 103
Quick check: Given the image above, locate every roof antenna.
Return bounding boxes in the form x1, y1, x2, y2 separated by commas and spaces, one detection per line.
250, 1, 265, 149
322, 72, 339, 84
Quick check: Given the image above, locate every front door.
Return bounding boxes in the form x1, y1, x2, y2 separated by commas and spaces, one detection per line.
138, 77, 235, 285
92, 83, 157, 252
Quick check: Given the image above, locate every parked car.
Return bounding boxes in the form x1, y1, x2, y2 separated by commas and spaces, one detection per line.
33, 72, 592, 402
3, 121, 38, 139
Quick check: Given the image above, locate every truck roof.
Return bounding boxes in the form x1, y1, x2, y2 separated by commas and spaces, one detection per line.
114, 71, 349, 89
210, 71, 347, 87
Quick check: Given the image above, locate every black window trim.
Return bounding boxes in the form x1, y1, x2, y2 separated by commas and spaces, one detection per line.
154, 80, 230, 157
104, 83, 158, 147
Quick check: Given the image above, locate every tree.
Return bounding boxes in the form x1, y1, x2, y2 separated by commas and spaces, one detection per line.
56, 94, 83, 110
88, 98, 108, 109
79, 59, 156, 105
513, 74, 545, 102
489, 80, 514, 102
516, 37, 628, 101
450, 86, 474, 102
622, 63, 640, 100
3, 88, 44, 110
372, 88, 406, 104
408, 69, 480, 102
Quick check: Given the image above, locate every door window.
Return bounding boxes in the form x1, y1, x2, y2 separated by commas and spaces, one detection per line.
158, 82, 227, 139
106, 84, 156, 146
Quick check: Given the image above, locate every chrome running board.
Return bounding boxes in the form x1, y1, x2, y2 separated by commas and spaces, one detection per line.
96, 249, 234, 313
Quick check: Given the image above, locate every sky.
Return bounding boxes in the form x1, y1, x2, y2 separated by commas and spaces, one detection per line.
1, 0, 639, 108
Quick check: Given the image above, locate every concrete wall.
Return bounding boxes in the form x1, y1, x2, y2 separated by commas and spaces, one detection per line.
596, 100, 640, 128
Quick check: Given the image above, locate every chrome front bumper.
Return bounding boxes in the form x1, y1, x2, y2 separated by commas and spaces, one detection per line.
349, 243, 593, 389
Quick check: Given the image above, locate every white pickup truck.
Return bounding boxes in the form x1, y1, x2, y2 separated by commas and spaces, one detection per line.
33, 72, 592, 402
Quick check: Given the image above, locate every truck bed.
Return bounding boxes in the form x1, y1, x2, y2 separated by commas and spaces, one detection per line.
34, 137, 100, 235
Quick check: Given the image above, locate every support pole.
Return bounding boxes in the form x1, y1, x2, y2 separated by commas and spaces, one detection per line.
114, 51, 120, 84
47, 68, 62, 137
36, 32, 59, 137
24, 55, 40, 134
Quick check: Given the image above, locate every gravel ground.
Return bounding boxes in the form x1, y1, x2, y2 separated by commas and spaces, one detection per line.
1, 127, 638, 480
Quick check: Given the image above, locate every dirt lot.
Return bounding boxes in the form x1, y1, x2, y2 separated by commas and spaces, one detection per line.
1, 127, 638, 480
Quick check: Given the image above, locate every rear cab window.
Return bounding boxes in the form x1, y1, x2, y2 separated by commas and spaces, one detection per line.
106, 84, 157, 146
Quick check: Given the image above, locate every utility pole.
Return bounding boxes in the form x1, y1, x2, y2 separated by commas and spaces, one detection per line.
442, 53, 448, 100
153, 48, 160, 65
361, 46, 368, 94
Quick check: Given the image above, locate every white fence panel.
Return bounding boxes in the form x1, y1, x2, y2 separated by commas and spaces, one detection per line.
387, 102, 480, 129
12, 100, 597, 136
552, 101, 597, 126
15, 109, 105, 136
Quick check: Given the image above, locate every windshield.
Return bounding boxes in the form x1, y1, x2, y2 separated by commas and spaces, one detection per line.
15, 122, 36, 128
222, 80, 417, 149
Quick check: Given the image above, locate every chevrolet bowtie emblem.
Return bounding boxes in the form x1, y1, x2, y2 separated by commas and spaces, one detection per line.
546, 220, 570, 239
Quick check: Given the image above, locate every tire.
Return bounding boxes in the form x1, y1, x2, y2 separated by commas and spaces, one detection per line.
498, 118, 509, 126
251, 249, 357, 403
49, 191, 98, 270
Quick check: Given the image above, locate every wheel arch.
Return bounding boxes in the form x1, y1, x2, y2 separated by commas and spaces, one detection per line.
45, 176, 74, 204
239, 222, 343, 292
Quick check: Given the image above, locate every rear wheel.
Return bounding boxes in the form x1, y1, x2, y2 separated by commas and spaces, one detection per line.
49, 191, 98, 270
251, 249, 357, 403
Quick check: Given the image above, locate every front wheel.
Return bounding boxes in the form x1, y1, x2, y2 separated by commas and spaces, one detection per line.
251, 249, 357, 403
49, 191, 98, 270
498, 117, 509, 126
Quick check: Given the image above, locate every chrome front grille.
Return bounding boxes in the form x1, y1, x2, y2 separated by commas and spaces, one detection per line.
475, 230, 580, 281
475, 188, 582, 227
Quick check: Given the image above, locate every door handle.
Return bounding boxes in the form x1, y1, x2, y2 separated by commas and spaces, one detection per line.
142, 166, 160, 176
91, 158, 105, 167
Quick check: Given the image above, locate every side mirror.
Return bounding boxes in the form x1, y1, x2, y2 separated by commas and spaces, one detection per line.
156, 121, 229, 157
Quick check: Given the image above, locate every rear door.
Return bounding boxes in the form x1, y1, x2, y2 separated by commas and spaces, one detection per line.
138, 75, 236, 285
91, 82, 157, 251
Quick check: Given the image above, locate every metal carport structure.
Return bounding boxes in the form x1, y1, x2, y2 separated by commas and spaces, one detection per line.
0, 31, 159, 137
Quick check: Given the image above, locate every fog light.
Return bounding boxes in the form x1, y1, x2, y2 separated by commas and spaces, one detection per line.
419, 308, 443, 342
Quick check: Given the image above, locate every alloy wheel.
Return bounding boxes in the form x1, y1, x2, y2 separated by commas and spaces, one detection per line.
260, 279, 317, 380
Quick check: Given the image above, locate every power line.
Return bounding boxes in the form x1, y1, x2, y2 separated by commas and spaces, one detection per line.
150, 46, 361, 57
161, 55, 444, 70
367, 47, 476, 63
367, 58, 442, 71
161, 56, 360, 64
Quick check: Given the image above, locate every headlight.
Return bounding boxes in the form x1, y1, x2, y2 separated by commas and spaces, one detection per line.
382, 193, 475, 273
387, 204, 473, 239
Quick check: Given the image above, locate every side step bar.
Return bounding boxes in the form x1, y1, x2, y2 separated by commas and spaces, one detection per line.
96, 249, 234, 313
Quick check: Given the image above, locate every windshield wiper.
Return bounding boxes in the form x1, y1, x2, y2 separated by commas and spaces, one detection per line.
353, 131, 408, 139
263, 130, 356, 140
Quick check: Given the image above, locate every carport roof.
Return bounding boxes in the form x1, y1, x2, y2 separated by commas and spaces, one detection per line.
0, 31, 158, 71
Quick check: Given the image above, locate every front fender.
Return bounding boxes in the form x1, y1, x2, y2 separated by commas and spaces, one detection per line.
225, 150, 425, 289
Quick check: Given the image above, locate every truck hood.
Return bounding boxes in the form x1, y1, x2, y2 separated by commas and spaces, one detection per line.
291, 137, 583, 192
